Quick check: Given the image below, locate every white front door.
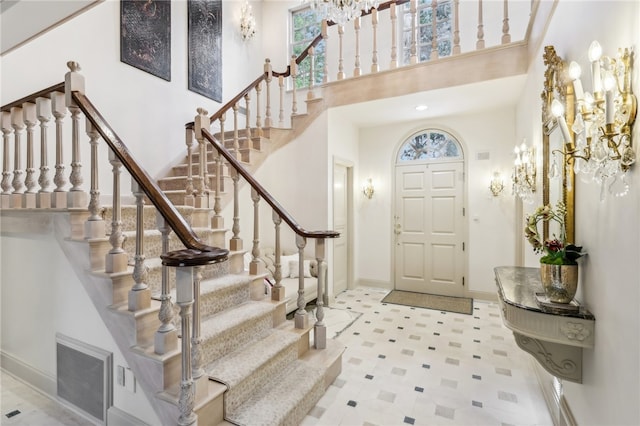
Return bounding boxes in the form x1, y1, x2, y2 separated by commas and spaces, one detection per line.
394, 162, 464, 296
333, 164, 349, 295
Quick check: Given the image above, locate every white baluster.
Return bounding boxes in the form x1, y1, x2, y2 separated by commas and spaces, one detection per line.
271, 211, 284, 301
155, 213, 177, 355
410, 0, 418, 65
36, 97, 52, 208
256, 81, 264, 136
249, 188, 263, 275
314, 238, 327, 349
184, 128, 195, 207
244, 91, 251, 142
191, 266, 203, 380
290, 56, 298, 116
354, 17, 362, 77
229, 168, 242, 251
371, 8, 379, 73
22, 103, 37, 209
502, 0, 511, 44
264, 59, 273, 128
10, 107, 25, 209
65, 61, 85, 208
389, 3, 398, 69
195, 108, 209, 208
84, 119, 105, 238
321, 20, 329, 83
307, 46, 316, 100
278, 76, 285, 128
476, 0, 485, 49
1, 112, 13, 208
129, 180, 151, 312
430, 0, 439, 60
175, 267, 196, 426
338, 25, 346, 79
211, 117, 224, 229
105, 150, 127, 273
294, 235, 308, 329
453, 0, 461, 55
232, 103, 240, 160
51, 92, 68, 208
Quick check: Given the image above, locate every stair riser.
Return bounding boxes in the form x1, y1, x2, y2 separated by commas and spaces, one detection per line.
121, 229, 223, 260
199, 281, 250, 319
201, 311, 273, 364
225, 342, 299, 416
103, 205, 196, 232
158, 176, 228, 192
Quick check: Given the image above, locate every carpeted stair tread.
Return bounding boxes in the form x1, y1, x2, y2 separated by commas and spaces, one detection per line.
206, 329, 299, 388
226, 360, 325, 426
201, 301, 273, 338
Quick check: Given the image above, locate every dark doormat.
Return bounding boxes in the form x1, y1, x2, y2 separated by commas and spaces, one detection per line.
382, 290, 473, 315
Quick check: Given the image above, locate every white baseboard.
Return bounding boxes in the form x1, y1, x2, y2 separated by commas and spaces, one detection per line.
355, 278, 392, 290
1, 350, 57, 397
466, 289, 498, 302
107, 406, 149, 426
531, 358, 576, 426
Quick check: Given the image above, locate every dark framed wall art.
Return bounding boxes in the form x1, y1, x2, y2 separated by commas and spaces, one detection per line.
120, 0, 171, 81
188, 0, 222, 102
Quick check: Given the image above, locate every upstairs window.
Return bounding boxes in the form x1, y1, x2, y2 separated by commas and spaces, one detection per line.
397, 129, 462, 163
291, 7, 326, 89
402, 0, 453, 64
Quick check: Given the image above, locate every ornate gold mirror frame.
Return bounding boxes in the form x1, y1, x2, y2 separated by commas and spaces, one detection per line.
541, 46, 575, 242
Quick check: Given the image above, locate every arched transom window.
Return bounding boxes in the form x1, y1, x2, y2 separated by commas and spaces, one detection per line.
397, 129, 463, 163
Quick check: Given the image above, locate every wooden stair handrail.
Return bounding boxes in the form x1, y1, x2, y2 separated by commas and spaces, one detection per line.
202, 128, 339, 240
1, 82, 65, 112
72, 91, 228, 258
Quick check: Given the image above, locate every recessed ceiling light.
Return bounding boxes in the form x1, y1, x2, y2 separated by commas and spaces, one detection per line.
415, 105, 428, 111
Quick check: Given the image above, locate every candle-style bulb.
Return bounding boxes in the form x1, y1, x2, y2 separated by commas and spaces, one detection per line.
588, 41, 602, 62
551, 99, 564, 117
569, 61, 582, 80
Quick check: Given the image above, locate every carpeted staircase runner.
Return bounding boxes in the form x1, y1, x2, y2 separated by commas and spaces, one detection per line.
382, 290, 473, 315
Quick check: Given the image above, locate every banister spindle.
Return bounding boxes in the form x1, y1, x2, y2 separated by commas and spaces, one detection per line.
354, 17, 362, 77
129, 180, 151, 312
84, 119, 105, 238
23, 103, 37, 208
476, 0, 485, 49
321, 20, 329, 83
191, 266, 204, 380
278, 76, 285, 128
65, 61, 85, 208
1, 112, 13, 208
229, 168, 242, 251
337, 25, 345, 80
195, 108, 209, 208
307, 46, 316, 100
232, 103, 240, 159
244, 91, 251, 141
154, 213, 177, 355
410, 0, 418, 64
290, 56, 298, 115
255, 81, 264, 136
174, 266, 196, 426
185, 128, 195, 206
264, 59, 273, 128
211, 116, 224, 229
502, 0, 511, 44
430, 0, 439, 60
389, 3, 398, 69
105, 150, 127, 273
10, 107, 25, 208
249, 188, 263, 275
294, 235, 308, 329
271, 211, 284, 301
36, 97, 52, 208
371, 8, 379, 73
51, 92, 68, 208
453, 0, 460, 55
314, 238, 327, 349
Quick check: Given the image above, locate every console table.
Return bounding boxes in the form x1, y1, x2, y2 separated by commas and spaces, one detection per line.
494, 266, 595, 383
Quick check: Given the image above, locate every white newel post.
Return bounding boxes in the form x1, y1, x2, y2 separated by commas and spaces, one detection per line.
10, 106, 25, 209
65, 62, 86, 208
51, 92, 68, 208
105, 149, 128, 273
129, 180, 151, 312
294, 234, 308, 329
22, 102, 37, 208
36, 97, 52, 208
175, 267, 196, 426
84, 118, 105, 238
271, 211, 284, 301
1, 112, 13, 208
191, 266, 204, 381
155, 213, 177, 355
314, 238, 327, 349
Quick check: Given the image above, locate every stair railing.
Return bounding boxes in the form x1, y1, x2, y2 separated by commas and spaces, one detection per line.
189, 109, 339, 350
1, 62, 229, 426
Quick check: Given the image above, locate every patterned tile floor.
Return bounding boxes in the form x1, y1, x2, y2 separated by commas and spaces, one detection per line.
303, 287, 553, 426
1, 286, 553, 426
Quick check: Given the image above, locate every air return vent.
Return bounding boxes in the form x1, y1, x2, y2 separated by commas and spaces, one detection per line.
56, 333, 113, 423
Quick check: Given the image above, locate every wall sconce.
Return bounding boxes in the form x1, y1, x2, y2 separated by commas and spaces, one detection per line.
489, 171, 504, 196
363, 178, 375, 199
240, 1, 256, 41
563, 41, 636, 198
511, 139, 536, 203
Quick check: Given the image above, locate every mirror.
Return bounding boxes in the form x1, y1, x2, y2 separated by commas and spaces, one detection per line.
541, 46, 575, 243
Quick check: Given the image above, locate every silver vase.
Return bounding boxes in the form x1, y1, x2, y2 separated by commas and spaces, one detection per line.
539, 263, 579, 304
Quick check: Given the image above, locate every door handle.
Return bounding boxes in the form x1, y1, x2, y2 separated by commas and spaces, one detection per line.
394, 223, 401, 235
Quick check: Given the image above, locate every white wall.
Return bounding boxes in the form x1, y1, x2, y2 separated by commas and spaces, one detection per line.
516, 1, 639, 424
356, 106, 517, 295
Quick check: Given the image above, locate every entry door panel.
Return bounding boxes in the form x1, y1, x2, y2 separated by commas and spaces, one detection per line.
333, 165, 348, 295
395, 162, 464, 296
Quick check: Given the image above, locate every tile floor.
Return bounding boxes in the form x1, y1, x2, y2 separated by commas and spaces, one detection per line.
1, 286, 553, 426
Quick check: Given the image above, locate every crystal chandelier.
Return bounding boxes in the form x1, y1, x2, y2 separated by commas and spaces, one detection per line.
512, 139, 536, 203
306, 0, 380, 26
240, 1, 256, 41
561, 41, 637, 199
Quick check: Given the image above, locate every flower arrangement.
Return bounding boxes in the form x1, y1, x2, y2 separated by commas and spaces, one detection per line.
524, 201, 584, 265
